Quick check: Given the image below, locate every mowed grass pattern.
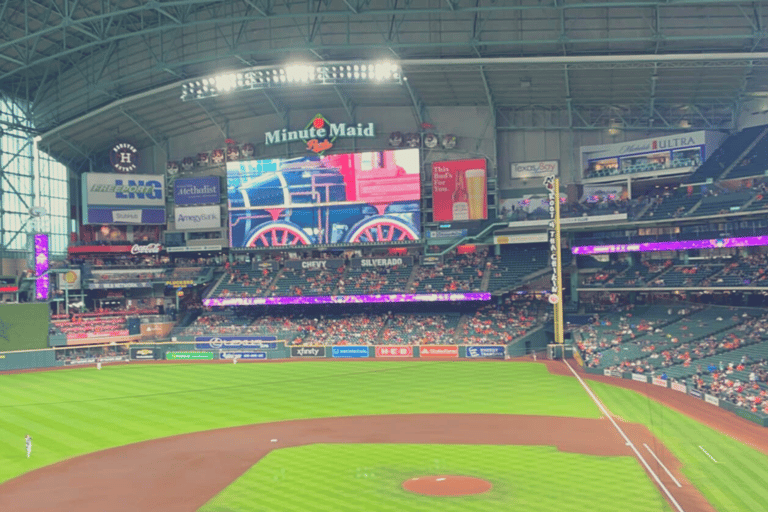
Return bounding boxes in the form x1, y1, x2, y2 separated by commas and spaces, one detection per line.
589, 381, 768, 512
200, 444, 672, 512
0, 361, 598, 483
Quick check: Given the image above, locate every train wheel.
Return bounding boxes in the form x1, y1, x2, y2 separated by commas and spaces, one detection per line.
245, 221, 311, 247
345, 215, 419, 243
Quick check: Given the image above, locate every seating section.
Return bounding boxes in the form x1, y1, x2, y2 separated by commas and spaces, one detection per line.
53, 316, 129, 340
486, 247, 550, 293
687, 125, 767, 183
380, 313, 461, 345
271, 267, 342, 296
690, 191, 752, 217
459, 300, 541, 344
209, 264, 277, 298
410, 253, 485, 293
725, 134, 768, 179
649, 264, 724, 287
640, 194, 700, 219
341, 265, 412, 295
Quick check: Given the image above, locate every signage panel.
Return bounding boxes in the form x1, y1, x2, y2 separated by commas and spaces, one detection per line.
175, 205, 221, 230
194, 336, 277, 349
228, 149, 420, 248
131, 348, 158, 360
85, 206, 166, 225
220, 351, 267, 360
466, 346, 505, 359
331, 346, 369, 358
511, 160, 559, 179
203, 292, 491, 307
631, 373, 648, 382
291, 346, 326, 357
84, 173, 165, 206
419, 345, 459, 358
174, 176, 221, 205
431, 159, 487, 222
375, 346, 414, 357
349, 256, 413, 268
166, 351, 215, 360
57, 269, 82, 290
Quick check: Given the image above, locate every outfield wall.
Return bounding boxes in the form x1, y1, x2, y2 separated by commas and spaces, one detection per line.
0, 303, 49, 351
586, 366, 768, 428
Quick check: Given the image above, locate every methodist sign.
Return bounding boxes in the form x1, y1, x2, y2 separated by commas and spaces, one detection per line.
264, 113, 375, 155
173, 176, 220, 205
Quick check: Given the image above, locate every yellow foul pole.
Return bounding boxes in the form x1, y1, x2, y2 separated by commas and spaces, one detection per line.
545, 176, 565, 346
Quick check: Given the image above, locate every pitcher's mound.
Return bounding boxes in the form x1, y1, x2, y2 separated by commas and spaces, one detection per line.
402, 475, 492, 496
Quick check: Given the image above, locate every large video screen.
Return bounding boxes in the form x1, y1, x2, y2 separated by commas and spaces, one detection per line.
227, 149, 421, 247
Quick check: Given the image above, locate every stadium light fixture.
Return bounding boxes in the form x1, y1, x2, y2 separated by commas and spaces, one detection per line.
180, 61, 402, 101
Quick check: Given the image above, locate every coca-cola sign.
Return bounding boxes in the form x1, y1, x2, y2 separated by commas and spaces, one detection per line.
131, 243, 162, 255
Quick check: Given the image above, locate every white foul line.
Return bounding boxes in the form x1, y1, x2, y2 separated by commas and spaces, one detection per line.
644, 443, 682, 487
699, 446, 719, 463
563, 360, 686, 512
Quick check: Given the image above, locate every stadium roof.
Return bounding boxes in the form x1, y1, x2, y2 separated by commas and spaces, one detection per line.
1, 0, 768, 162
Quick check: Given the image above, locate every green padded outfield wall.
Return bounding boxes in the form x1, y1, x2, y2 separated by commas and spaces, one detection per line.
0, 303, 50, 351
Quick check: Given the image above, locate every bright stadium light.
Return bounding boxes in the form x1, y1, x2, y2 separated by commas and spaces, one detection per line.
180, 61, 403, 101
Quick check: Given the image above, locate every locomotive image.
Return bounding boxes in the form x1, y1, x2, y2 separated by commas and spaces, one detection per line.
228, 148, 421, 247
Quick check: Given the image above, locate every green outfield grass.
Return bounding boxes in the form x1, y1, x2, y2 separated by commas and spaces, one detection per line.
588, 380, 768, 512
200, 444, 672, 512
0, 361, 598, 483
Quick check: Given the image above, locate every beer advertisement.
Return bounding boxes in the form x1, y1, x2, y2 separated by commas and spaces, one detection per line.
431, 159, 487, 222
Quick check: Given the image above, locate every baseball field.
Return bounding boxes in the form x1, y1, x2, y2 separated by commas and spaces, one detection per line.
0, 359, 766, 511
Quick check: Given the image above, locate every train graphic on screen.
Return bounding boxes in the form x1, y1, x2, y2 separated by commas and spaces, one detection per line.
228, 149, 421, 247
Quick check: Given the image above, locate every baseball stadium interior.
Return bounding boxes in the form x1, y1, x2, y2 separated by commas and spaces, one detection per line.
4, 1, 768, 509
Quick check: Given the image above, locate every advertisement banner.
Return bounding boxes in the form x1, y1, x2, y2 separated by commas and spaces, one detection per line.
85, 206, 166, 225
466, 346, 506, 359
228, 148, 420, 247
705, 394, 720, 406
291, 346, 326, 357
426, 229, 468, 239
572, 235, 768, 256
83, 173, 165, 206
174, 176, 221, 205
89, 282, 152, 290
57, 269, 82, 290
220, 351, 267, 360
689, 388, 703, 399
349, 256, 413, 268
64, 355, 129, 365
652, 377, 668, 388
331, 346, 369, 358
419, 345, 459, 358
175, 205, 221, 231
194, 336, 277, 349
493, 233, 548, 245
511, 160, 559, 179
632, 373, 648, 383
375, 346, 414, 357
431, 159, 487, 222
166, 351, 215, 360
34, 234, 49, 301
420, 255, 444, 266
203, 291, 491, 307
131, 348, 158, 360
284, 259, 345, 270
671, 382, 687, 393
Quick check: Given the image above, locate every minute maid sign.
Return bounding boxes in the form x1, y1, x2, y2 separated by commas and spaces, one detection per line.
264, 113, 374, 154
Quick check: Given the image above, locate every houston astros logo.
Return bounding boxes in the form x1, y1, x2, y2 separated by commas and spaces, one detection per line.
110, 142, 139, 173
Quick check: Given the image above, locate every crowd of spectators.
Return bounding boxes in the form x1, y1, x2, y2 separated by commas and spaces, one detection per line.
461, 299, 542, 345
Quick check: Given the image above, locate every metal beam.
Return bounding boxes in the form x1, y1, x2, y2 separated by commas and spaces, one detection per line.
196, 101, 228, 138
119, 108, 168, 153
